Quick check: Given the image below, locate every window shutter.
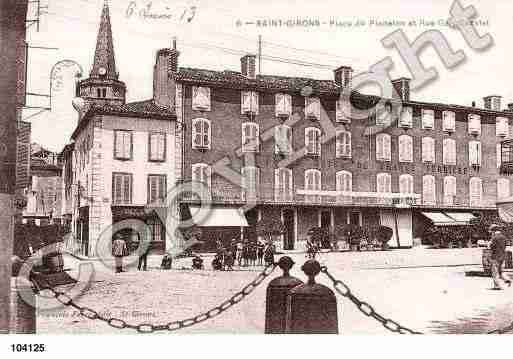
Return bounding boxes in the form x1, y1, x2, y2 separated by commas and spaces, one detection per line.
305, 129, 313, 153
399, 136, 405, 162
376, 135, 383, 160
123, 174, 131, 204
203, 121, 210, 148
497, 143, 502, 168
252, 92, 259, 114
114, 174, 122, 204
286, 169, 293, 197
345, 132, 351, 157
115, 133, 123, 157
384, 135, 391, 161
498, 178, 510, 199
241, 91, 251, 114
124, 132, 131, 159
149, 176, 157, 203
158, 134, 165, 159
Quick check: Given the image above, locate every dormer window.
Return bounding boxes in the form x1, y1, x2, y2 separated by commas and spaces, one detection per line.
241, 91, 259, 115
305, 97, 320, 120
192, 86, 211, 111
275, 93, 292, 118
421, 109, 434, 129
468, 114, 481, 135
399, 107, 413, 128
496, 116, 509, 137
336, 98, 351, 124
442, 111, 456, 133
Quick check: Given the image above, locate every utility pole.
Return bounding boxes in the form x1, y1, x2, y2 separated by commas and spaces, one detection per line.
0, 0, 29, 334
258, 35, 262, 75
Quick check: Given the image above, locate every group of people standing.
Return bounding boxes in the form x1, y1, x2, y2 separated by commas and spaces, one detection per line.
212, 239, 275, 271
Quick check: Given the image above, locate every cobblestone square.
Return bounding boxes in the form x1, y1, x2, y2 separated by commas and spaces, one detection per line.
36, 248, 513, 334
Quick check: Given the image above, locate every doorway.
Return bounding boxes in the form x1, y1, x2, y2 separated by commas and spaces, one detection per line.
350, 211, 361, 226
282, 209, 295, 250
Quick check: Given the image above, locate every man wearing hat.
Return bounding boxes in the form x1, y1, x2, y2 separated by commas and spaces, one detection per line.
489, 224, 511, 290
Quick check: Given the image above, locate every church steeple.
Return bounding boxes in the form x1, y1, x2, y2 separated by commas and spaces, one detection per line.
77, 0, 126, 106
90, 1, 117, 79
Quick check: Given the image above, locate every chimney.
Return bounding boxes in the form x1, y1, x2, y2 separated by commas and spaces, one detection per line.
334, 66, 353, 87
241, 54, 256, 79
483, 95, 502, 111
153, 38, 179, 108
392, 77, 411, 102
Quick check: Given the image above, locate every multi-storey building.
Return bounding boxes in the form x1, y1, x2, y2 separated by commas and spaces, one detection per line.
65, 2, 513, 254
166, 50, 513, 250
62, 2, 177, 256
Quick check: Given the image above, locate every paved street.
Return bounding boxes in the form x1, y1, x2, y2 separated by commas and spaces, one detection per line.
36, 248, 513, 334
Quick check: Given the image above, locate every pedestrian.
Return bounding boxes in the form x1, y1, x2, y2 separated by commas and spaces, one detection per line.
136, 234, 151, 271
192, 254, 204, 270
225, 250, 235, 271
161, 253, 172, 270
242, 241, 250, 267
257, 240, 264, 266
236, 241, 244, 266
112, 233, 127, 273
489, 224, 512, 290
264, 242, 275, 266
249, 242, 257, 266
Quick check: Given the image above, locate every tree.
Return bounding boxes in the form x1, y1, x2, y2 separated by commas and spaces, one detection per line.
255, 217, 285, 243
366, 225, 393, 250
335, 224, 364, 250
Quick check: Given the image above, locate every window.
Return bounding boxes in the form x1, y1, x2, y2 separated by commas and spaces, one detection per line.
147, 218, 164, 242
102, 88, 107, 98
468, 114, 481, 135
192, 118, 211, 150
399, 174, 414, 194
422, 137, 435, 163
398, 135, 413, 162
336, 97, 351, 123
399, 107, 413, 128
112, 173, 132, 204
496, 117, 509, 137
443, 176, 457, 206
376, 133, 391, 161
147, 174, 167, 204
497, 143, 502, 168
336, 129, 351, 158
421, 109, 434, 129
497, 178, 510, 200
443, 138, 456, 165
274, 125, 292, 154
304, 169, 321, 203
241, 166, 260, 201
336, 170, 352, 203
275, 93, 292, 117
242, 122, 260, 152
97, 88, 101, 98
422, 175, 436, 205
304, 97, 320, 120
469, 140, 481, 166
191, 163, 212, 189
241, 91, 259, 114
375, 103, 392, 127
274, 168, 293, 202
149, 132, 166, 161
469, 177, 482, 207
376, 173, 391, 193
305, 127, 321, 156
442, 111, 456, 132
192, 86, 211, 111
114, 130, 132, 160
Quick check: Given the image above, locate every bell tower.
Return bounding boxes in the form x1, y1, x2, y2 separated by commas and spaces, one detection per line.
77, 1, 126, 106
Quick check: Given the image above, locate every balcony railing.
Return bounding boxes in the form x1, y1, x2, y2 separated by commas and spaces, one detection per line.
178, 185, 499, 209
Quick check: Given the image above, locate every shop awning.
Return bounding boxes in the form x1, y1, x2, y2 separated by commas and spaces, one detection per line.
444, 212, 476, 223
189, 206, 249, 227
421, 212, 476, 226
421, 212, 458, 226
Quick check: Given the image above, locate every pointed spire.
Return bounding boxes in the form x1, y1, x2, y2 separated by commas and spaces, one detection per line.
90, 0, 118, 79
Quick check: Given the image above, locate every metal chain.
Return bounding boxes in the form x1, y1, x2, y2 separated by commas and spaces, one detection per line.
488, 321, 513, 334
32, 264, 276, 333
320, 266, 423, 335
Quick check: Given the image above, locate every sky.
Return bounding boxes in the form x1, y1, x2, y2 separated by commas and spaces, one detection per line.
23, 0, 513, 152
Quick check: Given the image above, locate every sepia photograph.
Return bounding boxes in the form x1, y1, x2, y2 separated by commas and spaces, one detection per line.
0, 0, 512, 356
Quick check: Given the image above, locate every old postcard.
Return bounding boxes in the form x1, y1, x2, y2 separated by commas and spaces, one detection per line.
1, 0, 513, 355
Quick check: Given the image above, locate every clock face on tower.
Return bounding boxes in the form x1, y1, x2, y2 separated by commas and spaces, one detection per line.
99, 67, 107, 76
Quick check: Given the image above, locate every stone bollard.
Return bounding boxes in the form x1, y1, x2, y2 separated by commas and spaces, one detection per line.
10, 277, 36, 334
285, 259, 338, 334
265, 256, 303, 334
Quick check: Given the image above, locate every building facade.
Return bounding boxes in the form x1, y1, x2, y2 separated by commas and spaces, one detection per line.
167, 52, 513, 250
62, 2, 177, 256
